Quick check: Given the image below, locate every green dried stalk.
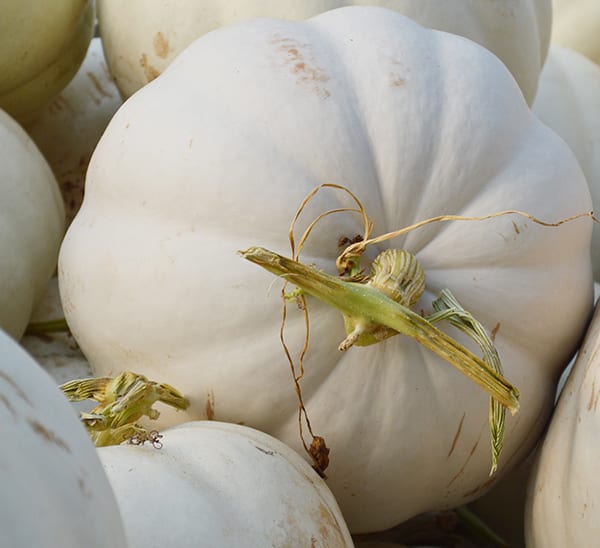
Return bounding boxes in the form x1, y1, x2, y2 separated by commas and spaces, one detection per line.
60, 371, 189, 446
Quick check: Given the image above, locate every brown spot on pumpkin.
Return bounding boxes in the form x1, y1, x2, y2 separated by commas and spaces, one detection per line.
463, 475, 497, 498
390, 74, 405, 87
153, 32, 170, 59
271, 34, 331, 98
491, 322, 501, 342
0, 372, 31, 405
205, 390, 215, 420
140, 53, 161, 82
27, 418, 71, 453
446, 425, 485, 488
447, 412, 466, 458
86, 71, 114, 101
0, 393, 15, 416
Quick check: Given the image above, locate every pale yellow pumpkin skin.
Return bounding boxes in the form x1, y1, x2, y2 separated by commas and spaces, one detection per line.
0, 0, 94, 124
552, 0, 600, 65
97, 0, 550, 104
59, 8, 592, 532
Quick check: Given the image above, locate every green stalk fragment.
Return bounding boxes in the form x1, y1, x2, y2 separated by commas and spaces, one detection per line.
60, 371, 189, 446
25, 318, 70, 335
428, 289, 506, 475
239, 246, 519, 415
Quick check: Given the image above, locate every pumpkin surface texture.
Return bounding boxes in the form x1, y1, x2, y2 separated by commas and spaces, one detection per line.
58, 7, 593, 532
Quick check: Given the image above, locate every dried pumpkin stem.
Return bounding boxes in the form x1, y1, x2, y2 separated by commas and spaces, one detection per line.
60, 371, 190, 447
428, 289, 506, 475
239, 246, 519, 414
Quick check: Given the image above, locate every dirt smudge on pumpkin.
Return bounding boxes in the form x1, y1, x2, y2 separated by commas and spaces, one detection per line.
27, 418, 71, 453
205, 390, 216, 420
0, 371, 31, 406
271, 34, 331, 99
153, 32, 170, 59
389, 74, 405, 87
255, 445, 274, 456
140, 53, 161, 82
447, 412, 466, 458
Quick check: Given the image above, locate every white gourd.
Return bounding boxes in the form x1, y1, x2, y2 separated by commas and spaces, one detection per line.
58, 7, 593, 532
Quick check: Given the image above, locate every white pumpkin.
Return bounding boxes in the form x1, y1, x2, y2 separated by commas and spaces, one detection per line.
97, 0, 551, 104
0, 109, 65, 339
0, 0, 94, 124
552, 0, 600, 65
58, 7, 592, 532
533, 45, 600, 279
25, 37, 123, 225
98, 421, 353, 547
0, 328, 126, 547
525, 303, 600, 546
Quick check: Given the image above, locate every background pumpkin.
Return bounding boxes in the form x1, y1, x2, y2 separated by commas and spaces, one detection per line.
97, 0, 551, 104
551, 0, 600, 65
58, 7, 592, 532
25, 37, 123, 226
532, 45, 600, 279
0, 109, 65, 339
0, 328, 127, 548
98, 421, 353, 547
0, 0, 94, 124
525, 302, 600, 547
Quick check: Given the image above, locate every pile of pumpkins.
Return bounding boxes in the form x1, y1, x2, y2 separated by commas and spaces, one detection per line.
2, 1, 599, 546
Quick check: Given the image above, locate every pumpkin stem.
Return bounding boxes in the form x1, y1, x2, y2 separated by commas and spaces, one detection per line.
427, 289, 507, 475
239, 247, 519, 415
60, 371, 189, 446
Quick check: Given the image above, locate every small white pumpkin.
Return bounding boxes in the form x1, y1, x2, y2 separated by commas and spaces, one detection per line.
0, 328, 127, 548
97, 0, 551, 104
98, 421, 353, 547
59, 7, 592, 532
25, 37, 123, 225
552, 0, 600, 65
525, 303, 600, 546
0, 109, 65, 339
0, 0, 94, 124
533, 45, 600, 279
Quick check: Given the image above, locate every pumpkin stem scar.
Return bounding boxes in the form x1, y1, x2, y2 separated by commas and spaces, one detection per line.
60, 371, 189, 447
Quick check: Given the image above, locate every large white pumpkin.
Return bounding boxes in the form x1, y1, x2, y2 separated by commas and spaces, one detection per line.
0, 328, 126, 547
99, 421, 353, 547
525, 303, 600, 546
58, 7, 593, 532
0, 109, 65, 339
97, 0, 551, 104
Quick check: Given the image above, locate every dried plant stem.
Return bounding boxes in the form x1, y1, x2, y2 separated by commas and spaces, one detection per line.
240, 247, 519, 414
